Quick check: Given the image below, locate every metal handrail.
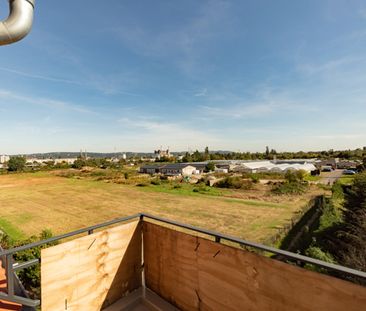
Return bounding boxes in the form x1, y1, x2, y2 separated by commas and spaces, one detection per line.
0, 245, 34, 308
0, 213, 141, 307
0, 212, 365, 307
0, 213, 141, 256
142, 213, 366, 279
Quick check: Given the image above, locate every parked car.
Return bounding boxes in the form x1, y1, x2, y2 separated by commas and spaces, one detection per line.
322, 166, 333, 172
343, 169, 356, 175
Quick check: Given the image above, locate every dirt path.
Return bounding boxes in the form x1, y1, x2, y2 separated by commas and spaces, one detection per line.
320, 169, 344, 185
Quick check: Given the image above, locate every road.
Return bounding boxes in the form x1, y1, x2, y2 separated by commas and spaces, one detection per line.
320, 169, 344, 185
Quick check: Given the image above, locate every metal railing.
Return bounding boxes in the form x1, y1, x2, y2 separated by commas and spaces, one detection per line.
0, 212, 365, 307
1, 244, 32, 309
0, 213, 140, 307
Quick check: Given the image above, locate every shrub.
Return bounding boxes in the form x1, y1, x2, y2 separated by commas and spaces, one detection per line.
12, 230, 58, 298
285, 170, 306, 183
90, 170, 108, 177
250, 174, 260, 183
0, 232, 13, 249
305, 246, 336, 269
72, 158, 86, 169
205, 162, 216, 172
197, 177, 208, 185
56, 170, 75, 178
124, 172, 129, 179
318, 201, 342, 231
332, 182, 344, 200
7, 156, 26, 172
150, 179, 160, 185
242, 172, 283, 180
215, 177, 253, 189
136, 183, 148, 187
272, 181, 308, 195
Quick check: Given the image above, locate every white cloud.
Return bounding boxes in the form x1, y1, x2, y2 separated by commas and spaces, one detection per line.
0, 67, 141, 97
194, 88, 208, 97
0, 67, 84, 86
0, 89, 93, 114
198, 86, 318, 120
200, 103, 276, 118
296, 56, 363, 76
117, 116, 219, 150
316, 134, 365, 140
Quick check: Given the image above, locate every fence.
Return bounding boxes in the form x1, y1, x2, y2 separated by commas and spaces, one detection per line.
0, 213, 365, 308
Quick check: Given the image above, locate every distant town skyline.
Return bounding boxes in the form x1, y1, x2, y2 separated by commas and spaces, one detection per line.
1, 1, 366, 154
1, 146, 366, 156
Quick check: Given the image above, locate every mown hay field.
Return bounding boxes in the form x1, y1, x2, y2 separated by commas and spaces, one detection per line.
0, 171, 324, 244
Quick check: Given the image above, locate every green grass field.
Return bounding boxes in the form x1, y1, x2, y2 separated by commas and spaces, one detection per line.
338, 175, 355, 185
0, 171, 323, 244
304, 175, 321, 182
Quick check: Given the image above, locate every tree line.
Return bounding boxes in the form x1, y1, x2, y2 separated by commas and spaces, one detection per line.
182, 146, 366, 163
302, 173, 366, 284
3, 146, 366, 173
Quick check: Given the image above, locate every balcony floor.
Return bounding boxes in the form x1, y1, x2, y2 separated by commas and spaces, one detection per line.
104, 287, 178, 311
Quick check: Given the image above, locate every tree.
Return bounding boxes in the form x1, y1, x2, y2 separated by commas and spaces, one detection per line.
265, 146, 270, 159
204, 146, 210, 161
343, 172, 366, 220
192, 150, 203, 162
6, 229, 58, 297
7, 156, 26, 172
72, 157, 86, 169
357, 157, 366, 172
284, 170, 306, 183
320, 173, 366, 276
205, 162, 215, 172
182, 152, 192, 162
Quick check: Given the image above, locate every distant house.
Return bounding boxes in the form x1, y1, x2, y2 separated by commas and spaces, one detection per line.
187, 162, 206, 174
160, 164, 197, 176
154, 148, 172, 160
25, 158, 77, 166
337, 160, 358, 170
316, 159, 338, 170
139, 165, 164, 174
139, 163, 198, 176
215, 163, 237, 172
215, 168, 228, 173
54, 158, 77, 165
0, 155, 10, 163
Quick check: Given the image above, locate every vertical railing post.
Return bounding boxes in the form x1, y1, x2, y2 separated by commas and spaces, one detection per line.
215, 236, 221, 243
6, 254, 14, 297
88, 229, 94, 235
0, 248, 5, 269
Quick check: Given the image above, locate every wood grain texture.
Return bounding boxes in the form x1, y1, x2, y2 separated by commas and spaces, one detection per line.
143, 222, 199, 310
41, 221, 142, 311
143, 222, 366, 311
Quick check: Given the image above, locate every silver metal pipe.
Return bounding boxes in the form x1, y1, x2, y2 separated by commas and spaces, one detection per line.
0, 0, 35, 46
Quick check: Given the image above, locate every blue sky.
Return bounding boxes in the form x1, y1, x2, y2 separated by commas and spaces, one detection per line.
1, 0, 366, 153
